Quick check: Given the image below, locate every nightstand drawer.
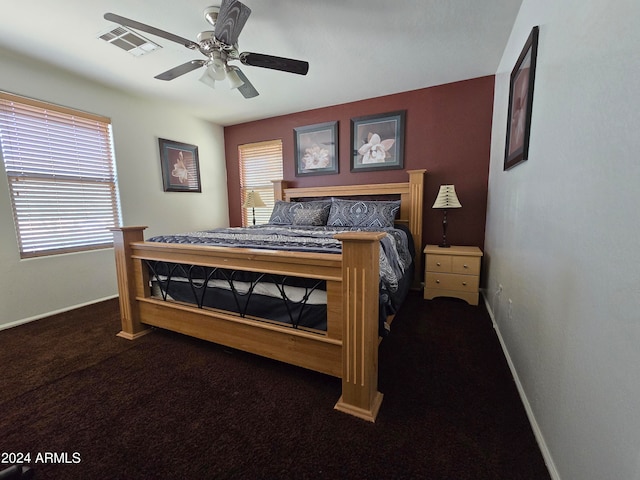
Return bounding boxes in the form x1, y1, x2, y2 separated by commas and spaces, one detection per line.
451, 256, 481, 276
425, 272, 480, 293
426, 254, 452, 272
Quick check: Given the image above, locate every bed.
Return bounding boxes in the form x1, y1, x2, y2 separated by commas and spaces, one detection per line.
111, 169, 425, 421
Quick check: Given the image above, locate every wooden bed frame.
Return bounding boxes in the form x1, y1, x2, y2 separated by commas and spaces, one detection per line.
111, 169, 425, 422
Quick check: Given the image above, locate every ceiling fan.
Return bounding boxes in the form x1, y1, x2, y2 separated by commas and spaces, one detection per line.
104, 0, 309, 99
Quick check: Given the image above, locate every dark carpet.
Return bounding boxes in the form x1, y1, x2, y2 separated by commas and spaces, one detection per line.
0, 293, 550, 480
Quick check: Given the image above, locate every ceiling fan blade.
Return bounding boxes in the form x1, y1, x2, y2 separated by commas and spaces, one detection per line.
239, 52, 309, 75
231, 67, 259, 99
104, 13, 198, 49
214, 0, 252, 46
155, 60, 207, 81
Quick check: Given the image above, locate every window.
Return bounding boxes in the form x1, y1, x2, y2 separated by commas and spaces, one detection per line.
0, 92, 122, 258
238, 140, 283, 226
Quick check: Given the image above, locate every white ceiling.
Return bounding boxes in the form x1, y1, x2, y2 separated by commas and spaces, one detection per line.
0, 0, 522, 126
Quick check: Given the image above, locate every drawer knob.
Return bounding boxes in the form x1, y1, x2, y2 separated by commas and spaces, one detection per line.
463, 264, 469, 269
436, 279, 440, 284
462, 282, 467, 286
436, 262, 441, 266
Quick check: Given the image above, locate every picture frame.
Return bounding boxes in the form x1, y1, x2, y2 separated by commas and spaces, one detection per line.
294, 121, 339, 176
351, 110, 405, 172
158, 138, 201, 192
504, 26, 539, 171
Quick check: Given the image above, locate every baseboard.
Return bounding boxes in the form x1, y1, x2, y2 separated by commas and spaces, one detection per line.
0, 295, 119, 332
481, 289, 561, 480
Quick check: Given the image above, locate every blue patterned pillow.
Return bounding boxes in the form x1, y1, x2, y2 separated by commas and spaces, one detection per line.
268, 200, 331, 225
327, 198, 400, 228
293, 208, 326, 226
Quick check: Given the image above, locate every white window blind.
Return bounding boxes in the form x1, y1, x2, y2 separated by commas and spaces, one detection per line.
0, 92, 122, 258
238, 140, 283, 226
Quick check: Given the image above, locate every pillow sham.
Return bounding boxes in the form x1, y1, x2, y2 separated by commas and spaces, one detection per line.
292, 207, 327, 226
268, 200, 331, 225
327, 198, 401, 228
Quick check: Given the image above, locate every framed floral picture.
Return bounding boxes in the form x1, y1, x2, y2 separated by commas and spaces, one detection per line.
351, 110, 405, 172
158, 138, 201, 192
294, 121, 339, 176
504, 26, 539, 171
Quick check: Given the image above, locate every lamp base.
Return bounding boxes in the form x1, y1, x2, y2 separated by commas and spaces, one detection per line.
439, 210, 451, 248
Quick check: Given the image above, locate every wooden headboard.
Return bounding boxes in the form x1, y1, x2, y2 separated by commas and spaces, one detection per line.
272, 169, 426, 263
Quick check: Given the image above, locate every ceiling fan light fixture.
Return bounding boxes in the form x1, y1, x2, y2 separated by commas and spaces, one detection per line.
226, 66, 245, 90
199, 69, 216, 89
210, 60, 227, 80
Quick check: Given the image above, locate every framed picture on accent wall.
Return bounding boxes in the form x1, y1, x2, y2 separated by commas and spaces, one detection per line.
294, 121, 339, 176
158, 138, 201, 192
504, 26, 539, 171
351, 110, 405, 172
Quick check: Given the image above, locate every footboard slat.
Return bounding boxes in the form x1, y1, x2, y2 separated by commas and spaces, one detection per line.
130, 242, 342, 282
138, 298, 342, 377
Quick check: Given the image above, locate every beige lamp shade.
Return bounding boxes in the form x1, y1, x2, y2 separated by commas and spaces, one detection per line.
432, 185, 462, 209
242, 190, 266, 208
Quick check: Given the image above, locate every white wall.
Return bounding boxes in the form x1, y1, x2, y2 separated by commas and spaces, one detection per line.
484, 1, 640, 479
0, 47, 228, 328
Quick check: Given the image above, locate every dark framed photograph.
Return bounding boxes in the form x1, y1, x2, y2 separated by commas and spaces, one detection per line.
351, 110, 405, 172
158, 138, 201, 192
504, 26, 539, 171
294, 121, 339, 176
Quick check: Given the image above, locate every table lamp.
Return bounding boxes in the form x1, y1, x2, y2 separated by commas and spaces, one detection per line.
432, 185, 462, 248
242, 190, 266, 225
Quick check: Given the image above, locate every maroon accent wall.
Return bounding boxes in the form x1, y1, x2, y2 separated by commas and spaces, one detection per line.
224, 75, 494, 250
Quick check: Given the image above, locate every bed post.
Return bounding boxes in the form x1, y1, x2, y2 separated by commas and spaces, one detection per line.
333, 231, 385, 422
111, 226, 152, 340
407, 169, 425, 251
407, 169, 426, 287
272, 180, 289, 202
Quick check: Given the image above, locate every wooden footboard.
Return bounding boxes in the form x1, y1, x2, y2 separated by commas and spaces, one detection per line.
111, 170, 425, 422
112, 227, 385, 421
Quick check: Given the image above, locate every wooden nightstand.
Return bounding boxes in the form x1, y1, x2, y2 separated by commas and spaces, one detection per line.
423, 245, 483, 305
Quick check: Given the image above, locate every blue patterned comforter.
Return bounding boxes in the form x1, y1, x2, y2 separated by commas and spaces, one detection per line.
148, 224, 412, 294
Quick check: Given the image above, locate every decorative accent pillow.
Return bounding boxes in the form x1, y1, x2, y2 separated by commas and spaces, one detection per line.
268, 200, 331, 225
292, 207, 326, 226
327, 198, 401, 228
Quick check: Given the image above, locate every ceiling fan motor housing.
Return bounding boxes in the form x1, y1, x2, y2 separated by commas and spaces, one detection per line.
196, 31, 217, 52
